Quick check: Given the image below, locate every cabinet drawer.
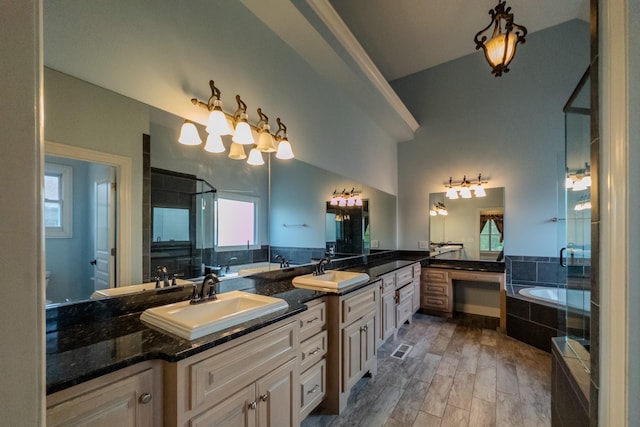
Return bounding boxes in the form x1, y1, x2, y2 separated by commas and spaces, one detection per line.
397, 283, 413, 302
421, 294, 451, 312
423, 281, 449, 296
300, 359, 326, 419
413, 264, 422, 277
426, 269, 449, 282
299, 300, 326, 341
380, 273, 396, 295
395, 267, 414, 288
300, 330, 327, 372
396, 296, 413, 325
342, 286, 377, 326
189, 321, 297, 410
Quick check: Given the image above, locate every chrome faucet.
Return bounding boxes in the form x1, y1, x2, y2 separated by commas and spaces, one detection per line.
155, 266, 170, 288
190, 273, 220, 304
314, 258, 331, 276
224, 256, 238, 273
274, 254, 289, 268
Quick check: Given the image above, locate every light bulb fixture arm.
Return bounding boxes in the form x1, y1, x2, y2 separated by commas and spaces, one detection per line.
256, 108, 269, 130
233, 94, 248, 123
275, 117, 287, 141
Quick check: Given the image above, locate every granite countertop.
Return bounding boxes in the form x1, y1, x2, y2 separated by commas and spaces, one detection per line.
426, 259, 505, 273
46, 258, 423, 395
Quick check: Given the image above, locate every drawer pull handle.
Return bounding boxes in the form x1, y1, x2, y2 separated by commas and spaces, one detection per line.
260, 393, 268, 402
309, 347, 322, 355
138, 393, 152, 404
248, 401, 257, 410
307, 385, 320, 395
306, 317, 320, 324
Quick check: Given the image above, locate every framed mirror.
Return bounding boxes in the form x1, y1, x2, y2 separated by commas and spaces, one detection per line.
429, 187, 505, 261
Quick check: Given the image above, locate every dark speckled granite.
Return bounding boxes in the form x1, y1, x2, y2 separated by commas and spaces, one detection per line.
46, 256, 426, 395
426, 258, 505, 273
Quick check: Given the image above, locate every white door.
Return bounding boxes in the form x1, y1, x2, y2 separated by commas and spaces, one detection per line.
94, 169, 115, 290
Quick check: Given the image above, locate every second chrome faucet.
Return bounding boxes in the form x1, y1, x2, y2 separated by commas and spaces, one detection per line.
190, 273, 221, 304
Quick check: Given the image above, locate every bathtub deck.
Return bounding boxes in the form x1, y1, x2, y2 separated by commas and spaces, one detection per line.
302, 311, 551, 427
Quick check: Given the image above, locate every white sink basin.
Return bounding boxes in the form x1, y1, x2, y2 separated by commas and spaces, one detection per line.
140, 291, 289, 340
292, 270, 370, 292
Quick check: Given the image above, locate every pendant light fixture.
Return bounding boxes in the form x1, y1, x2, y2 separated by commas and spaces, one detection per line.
247, 145, 265, 166
203, 133, 225, 153
474, 1, 527, 77
228, 142, 247, 160
201, 80, 233, 136
178, 121, 202, 146
275, 118, 295, 160
232, 95, 254, 145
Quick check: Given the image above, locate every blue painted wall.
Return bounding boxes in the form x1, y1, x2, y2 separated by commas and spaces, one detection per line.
393, 20, 590, 256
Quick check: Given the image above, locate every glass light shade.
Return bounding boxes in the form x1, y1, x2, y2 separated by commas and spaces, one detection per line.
178, 122, 202, 146
459, 187, 472, 198
206, 107, 232, 136
330, 197, 339, 206
204, 134, 225, 153
446, 187, 459, 199
572, 180, 588, 191
256, 127, 276, 152
228, 142, 247, 160
275, 139, 294, 160
338, 198, 347, 207
347, 196, 356, 207
232, 119, 254, 145
485, 32, 517, 67
430, 210, 437, 216
582, 175, 592, 187
355, 196, 363, 206
247, 147, 265, 166
474, 185, 486, 197
437, 208, 448, 216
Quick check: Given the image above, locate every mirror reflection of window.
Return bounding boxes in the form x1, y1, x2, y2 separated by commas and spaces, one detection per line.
479, 210, 504, 260
44, 163, 73, 238
216, 195, 258, 247
153, 207, 190, 242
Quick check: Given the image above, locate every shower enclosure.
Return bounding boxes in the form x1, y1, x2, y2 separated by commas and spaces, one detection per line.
561, 66, 592, 366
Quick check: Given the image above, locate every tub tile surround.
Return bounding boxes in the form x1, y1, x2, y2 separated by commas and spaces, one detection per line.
45, 251, 428, 394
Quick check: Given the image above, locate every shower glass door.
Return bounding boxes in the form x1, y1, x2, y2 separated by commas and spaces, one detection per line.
562, 67, 592, 357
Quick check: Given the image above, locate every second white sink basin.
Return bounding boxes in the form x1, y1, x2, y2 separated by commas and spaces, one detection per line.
292, 270, 370, 292
140, 291, 289, 340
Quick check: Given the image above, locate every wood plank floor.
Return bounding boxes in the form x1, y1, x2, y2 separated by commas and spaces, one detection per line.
302, 312, 551, 427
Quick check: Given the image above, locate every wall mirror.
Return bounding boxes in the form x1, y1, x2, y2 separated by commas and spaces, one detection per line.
428, 187, 505, 261
43, 72, 398, 305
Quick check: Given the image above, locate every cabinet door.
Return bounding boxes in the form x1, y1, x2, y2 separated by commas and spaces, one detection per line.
257, 358, 299, 427
381, 291, 396, 342
342, 320, 364, 391
361, 313, 377, 371
190, 384, 256, 427
47, 369, 154, 427
412, 279, 420, 312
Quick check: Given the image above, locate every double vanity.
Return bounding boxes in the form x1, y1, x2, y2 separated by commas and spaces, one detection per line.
45, 256, 425, 426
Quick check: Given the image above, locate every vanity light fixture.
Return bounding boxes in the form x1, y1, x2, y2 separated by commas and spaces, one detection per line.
232, 95, 254, 145
247, 145, 265, 166
445, 174, 489, 199
178, 121, 202, 146
228, 142, 247, 160
203, 133, 226, 153
474, 0, 527, 77
430, 202, 448, 216
329, 188, 362, 207
274, 118, 295, 160
255, 108, 277, 152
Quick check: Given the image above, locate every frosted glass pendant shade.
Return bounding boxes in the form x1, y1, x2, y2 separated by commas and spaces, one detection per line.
247, 147, 265, 166
459, 187, 472, 198
485, 33, 517, 68
275, 139, 294, 160
256, 126, 276, 152
228, 142, 247, 160
232, 119, 254, 145
206, 108, 232, 136
446, 188, 458, 199
474, 185, 486, 197
178, 122, 202, 145
204, 134, 225, 153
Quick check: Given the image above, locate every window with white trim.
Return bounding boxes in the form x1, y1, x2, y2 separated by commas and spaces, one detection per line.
44, 163, 73, 238
215, 194, 258, 248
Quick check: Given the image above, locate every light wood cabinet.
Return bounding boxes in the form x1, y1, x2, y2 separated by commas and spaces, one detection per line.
163, 319, 299, 427
422, 267, 453, 315
298, 298, 327, 420
378, 263, 421, 347
380, 290, 396, 343
46, 361, 161, 427
324, 283, 379, 414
